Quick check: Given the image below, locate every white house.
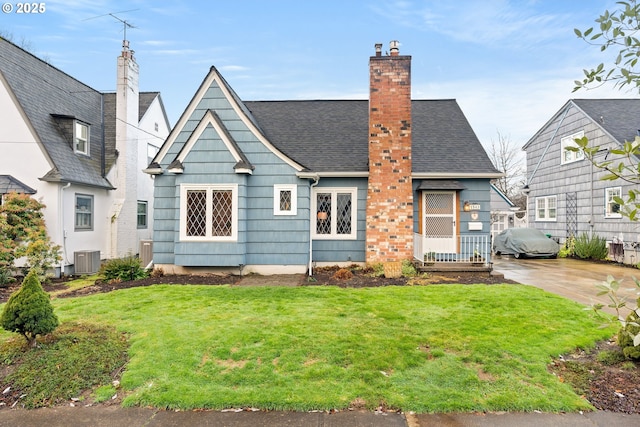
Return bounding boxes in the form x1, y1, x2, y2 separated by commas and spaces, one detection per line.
0, 37, 170, 275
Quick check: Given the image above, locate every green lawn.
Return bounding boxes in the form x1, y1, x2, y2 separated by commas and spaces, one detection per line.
12, 283, 615, 412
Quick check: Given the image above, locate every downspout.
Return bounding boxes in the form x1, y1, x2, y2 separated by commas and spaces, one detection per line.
308, 175, 320, 276
59, 182, 71, 276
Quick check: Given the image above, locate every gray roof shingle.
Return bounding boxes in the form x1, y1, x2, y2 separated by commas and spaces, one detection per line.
0, 175, 37, 194
243, 100, 499, 175
1, 39, 164, 189
572, 99, 640, 144
0, 38, 112, 188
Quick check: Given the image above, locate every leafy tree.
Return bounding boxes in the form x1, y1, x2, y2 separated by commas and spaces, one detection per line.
0, 192, 61, 278
1, 268, 59, 347
574, 1, 640, 357
574, 0, 640, 92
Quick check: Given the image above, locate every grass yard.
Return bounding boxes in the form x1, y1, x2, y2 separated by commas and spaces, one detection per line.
3, 283, 614, 412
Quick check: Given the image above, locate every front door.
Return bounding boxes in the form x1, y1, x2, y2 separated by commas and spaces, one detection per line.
422, 192, 457, 254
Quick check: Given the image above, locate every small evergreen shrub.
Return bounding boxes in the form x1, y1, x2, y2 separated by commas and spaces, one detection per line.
100, 256, 149, 282
573, 232, 608, 260
1, 268, 58, 347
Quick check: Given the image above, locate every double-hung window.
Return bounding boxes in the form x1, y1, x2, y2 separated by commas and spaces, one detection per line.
312, 188, 357, 239
560, 131, 584, 164
605, 187, 622, 218
180, 184, 238, 241
137, 201, 148, 229
75, 194, 93, 230
535, 195, 557, 221
274, 184, 297, 215
74, 121, 90, 155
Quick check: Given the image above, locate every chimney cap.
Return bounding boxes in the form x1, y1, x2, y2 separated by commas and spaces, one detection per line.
375, 43, 383, 57
390, 40, 400, 56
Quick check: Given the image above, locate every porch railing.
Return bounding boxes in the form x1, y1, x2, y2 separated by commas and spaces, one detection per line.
413, 233, 492, 265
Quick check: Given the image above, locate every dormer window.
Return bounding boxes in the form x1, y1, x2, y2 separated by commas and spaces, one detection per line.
74, 121, 89, 155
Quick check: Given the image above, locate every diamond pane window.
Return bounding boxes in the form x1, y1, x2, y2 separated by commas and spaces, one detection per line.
336, 193, 352, 234
316, 193, 332, 234
186, 190, 207, 236
274, 185, 297, 215
312, 188, 357, 239
181, 184, 237, 241
211, 190, 232, 236
280, 190, 292, 211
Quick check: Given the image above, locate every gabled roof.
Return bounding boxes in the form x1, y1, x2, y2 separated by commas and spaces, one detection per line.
524, 99, 640, 149
243, 100, 501, 177
0, 175, 36, 194
0, 38, 113, 189
572, 99, 640, 144
154, 66, 499, 178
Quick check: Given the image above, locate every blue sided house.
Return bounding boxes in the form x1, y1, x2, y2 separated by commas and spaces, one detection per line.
145, 42, 502, 275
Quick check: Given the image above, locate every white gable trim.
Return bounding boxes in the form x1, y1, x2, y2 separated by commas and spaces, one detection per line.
174, 110, 249, 173
154, 67, 304, 172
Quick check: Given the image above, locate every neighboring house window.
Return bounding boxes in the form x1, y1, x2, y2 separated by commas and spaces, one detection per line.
312, 188, 357, 239
535, 195, 557, 221
274, 184, 297, 215
74, 121, 90, 155
75, 194, 93, 230
137, 201, 148, 229
605, 187, 622, 218
560, 131, 584, 164
179, 184, 238, 241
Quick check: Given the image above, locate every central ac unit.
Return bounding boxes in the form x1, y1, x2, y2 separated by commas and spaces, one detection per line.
74, 250, 101, 275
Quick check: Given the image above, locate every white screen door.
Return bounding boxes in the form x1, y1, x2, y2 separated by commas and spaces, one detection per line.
423, 192, 457, 254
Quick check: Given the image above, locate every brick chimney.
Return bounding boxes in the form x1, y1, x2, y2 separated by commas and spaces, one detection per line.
366, 41, 413, 263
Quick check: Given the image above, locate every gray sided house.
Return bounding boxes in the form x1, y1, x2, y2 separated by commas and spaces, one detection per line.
523, 99, 640, 263
147, 43, 502, 275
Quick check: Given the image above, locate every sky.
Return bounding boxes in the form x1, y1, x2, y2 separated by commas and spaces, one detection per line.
1, 0, 637, 154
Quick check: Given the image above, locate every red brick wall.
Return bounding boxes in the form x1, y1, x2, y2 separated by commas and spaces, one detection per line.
366, 50, 413, 263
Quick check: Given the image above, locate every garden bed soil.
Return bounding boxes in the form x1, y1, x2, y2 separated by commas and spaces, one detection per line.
0, 267, 637, 413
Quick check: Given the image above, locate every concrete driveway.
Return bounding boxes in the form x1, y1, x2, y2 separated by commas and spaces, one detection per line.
492, 256, 640, 315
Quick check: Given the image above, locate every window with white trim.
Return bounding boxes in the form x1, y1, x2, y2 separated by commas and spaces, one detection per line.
179, 184, 238, 241
560, 131, 585, 164
274, 184, 297, 215
535, 195, 557, 221
312, 188, 357, 239
605, 187, 622, 218
75, 194, 93, 230
137, 201, 148, 229
74, 121, 90, 155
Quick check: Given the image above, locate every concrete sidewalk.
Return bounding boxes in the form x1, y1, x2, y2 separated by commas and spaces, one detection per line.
1, 406, 639, 427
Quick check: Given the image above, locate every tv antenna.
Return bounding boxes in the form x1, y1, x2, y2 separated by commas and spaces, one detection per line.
83, 9, 139, 41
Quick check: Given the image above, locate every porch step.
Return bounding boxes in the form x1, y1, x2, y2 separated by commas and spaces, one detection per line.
418, 262, 492, 273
